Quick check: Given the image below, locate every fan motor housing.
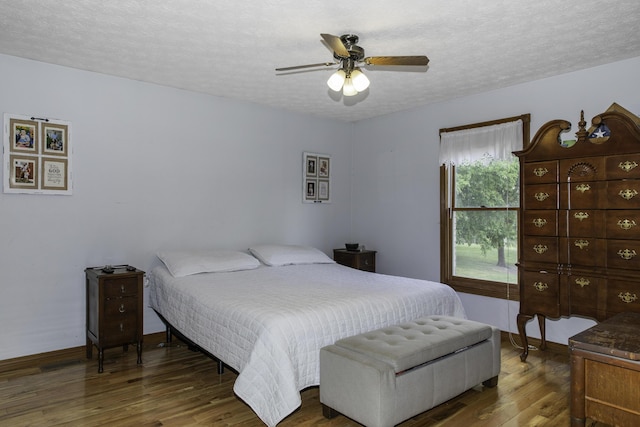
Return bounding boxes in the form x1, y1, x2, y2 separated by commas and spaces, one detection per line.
334, 34, 365, 62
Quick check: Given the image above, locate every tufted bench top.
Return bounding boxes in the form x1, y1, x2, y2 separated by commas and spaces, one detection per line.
333, 316, 493, 373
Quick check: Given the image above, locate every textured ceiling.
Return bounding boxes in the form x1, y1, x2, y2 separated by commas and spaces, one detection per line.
1, 0, 640, 122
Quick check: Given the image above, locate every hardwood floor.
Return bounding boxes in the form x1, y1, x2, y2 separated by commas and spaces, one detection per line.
0, 333, 608, 426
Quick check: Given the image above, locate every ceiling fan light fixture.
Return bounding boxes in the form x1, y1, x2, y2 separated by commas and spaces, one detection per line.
342, 77, 358, 97
327, 69, 346, 91
350, 68, 370, 92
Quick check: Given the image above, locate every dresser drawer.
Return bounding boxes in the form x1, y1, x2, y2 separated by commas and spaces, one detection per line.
566, 274, 601, 314
104, 296, 139, 317
606, 210, 640, 239
523, 161, 558, 184
523, 210, 558, 236
607, 180, 640, 209
605, 279, 640, 315
607, 239, 640, 270
102, 314, 139, 347
560, 181, 606, 209
562, 237, 606, 267
520, 271, 560, 317
560, 157, 605, 182
522, 236, 559, 263
606, 153, 640, 180
566, 210, 606, 238
333, 249, 376, 272
104, 277, 139, 297
523, 183, 557, 210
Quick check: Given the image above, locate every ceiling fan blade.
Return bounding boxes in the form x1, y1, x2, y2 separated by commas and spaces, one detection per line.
364, 56, 430, 66
275, 62, 335, 72
320, 33, 350, 58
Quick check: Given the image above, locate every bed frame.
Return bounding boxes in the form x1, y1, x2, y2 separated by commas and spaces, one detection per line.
153, 309, 226, 375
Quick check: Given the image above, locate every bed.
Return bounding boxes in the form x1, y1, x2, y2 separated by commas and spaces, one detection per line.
148, 245, 466, 427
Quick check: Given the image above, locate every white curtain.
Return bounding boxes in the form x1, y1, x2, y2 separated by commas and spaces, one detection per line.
439, 119, 523, 165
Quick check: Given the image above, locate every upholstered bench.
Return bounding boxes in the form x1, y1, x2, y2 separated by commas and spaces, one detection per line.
319, 315, 501, 427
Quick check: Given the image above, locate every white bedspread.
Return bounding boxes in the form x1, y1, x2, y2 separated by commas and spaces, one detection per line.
149, 263, 465, 426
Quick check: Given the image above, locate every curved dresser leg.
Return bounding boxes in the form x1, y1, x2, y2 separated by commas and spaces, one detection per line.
517, 313, 533, 362
538, 314, 547, 350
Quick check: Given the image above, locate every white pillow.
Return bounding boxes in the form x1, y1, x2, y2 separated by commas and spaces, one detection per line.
157, 250, 260, 277
248, 244, 335, 267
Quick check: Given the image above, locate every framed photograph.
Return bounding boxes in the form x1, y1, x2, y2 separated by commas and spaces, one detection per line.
318, 179, 330, 201
43, 123, 68, 156
303, 152, 331, 203
41, 157, 68, 190
8, 155, 38, 189
4, 113, 72, 195
10, 118, 39, 154
318, 156, 330, 177
305, 179, 317, 201
305, 154, 317, 177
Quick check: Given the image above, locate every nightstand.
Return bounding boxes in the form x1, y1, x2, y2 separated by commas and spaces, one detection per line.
85, 265, 145, 373
333, 249, 376, 272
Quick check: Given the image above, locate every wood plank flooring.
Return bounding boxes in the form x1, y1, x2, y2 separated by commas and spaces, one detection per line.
0, 333, 608, 426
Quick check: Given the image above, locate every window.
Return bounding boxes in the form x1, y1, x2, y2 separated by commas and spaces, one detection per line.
439, 115, 530, 300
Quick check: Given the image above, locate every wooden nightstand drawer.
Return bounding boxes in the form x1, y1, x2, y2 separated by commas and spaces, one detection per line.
104, 277, 139, 297
333, 249, 376, 272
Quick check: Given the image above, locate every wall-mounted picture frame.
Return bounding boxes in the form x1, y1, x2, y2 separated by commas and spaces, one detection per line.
305, 154, 317, 177
43, 123, 68, 156
318, 156, 330, 178
9, 155, 39, 189
4, 113, 72, 195
10, 117, 39, 154
303, 152, 331, 203
318, 179, 330, 201
41, 157, 68, 190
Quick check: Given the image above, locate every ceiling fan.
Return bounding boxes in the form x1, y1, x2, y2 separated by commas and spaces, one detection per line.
275, 33, 429, 96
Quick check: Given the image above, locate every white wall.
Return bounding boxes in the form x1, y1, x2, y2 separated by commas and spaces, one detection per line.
0, 54, 353, 360
350, 56, 640, 344
3, 52, 639, 361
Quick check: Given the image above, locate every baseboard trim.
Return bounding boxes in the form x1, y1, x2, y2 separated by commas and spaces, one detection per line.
0, 332, 166, 372
2, 330, 569, 372
500, 330, 568, 356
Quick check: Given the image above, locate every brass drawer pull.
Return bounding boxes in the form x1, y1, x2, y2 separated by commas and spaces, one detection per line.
120, 323, 124, 332
619, 189, 638, 200
619, 160, 638, 173
617, 219, 637, 230
533, 244, 548, 254
533, 167, 549, 177
121, 284, 126, 293
574, 212, 589, 221
576, 183, 591, 193
534, 192, 550, 202
617, 249, 637, 260
575, 278, 590, 287
533, 218, 547, 228
618, 292, 638, 303
574, 240, 589, 249
119, 304, 125, 313
533, 282, 548, 292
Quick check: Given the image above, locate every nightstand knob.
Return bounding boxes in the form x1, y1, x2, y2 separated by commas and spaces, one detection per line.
120, 323, 124, 332
121, 284, 126, 293
119, 304, 125, 313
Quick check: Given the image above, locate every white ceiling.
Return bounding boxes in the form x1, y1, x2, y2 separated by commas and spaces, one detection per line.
1, 0, 640, 122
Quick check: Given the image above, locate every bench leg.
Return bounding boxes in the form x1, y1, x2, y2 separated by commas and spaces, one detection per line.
322, 404, 340, 419
482, 375, 499, 388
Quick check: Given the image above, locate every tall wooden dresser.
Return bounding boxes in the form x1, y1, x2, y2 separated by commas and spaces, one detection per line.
514, 104, 640, 361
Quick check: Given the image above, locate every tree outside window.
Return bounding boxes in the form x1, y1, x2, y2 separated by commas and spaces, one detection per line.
440, 115, 530, 299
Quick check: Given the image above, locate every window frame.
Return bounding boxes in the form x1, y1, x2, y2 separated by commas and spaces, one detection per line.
439, 114, 530, 300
